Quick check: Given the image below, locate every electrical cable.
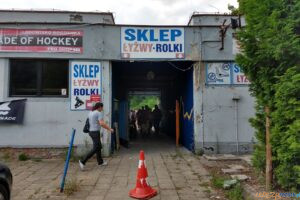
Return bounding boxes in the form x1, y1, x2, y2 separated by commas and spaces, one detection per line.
167, 62, 194, 72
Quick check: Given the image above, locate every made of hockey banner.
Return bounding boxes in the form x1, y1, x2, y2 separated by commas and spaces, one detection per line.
0, 99, 26, 124
0, 29, 83, 53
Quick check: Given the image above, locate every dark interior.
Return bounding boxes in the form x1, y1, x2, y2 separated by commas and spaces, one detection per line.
111, 61, 194, 150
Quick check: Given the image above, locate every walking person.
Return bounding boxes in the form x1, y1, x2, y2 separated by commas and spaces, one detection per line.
152, 105, 162, 134
79, 102, 114, 170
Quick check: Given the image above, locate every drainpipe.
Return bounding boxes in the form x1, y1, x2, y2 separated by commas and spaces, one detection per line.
232, 95, 240, 154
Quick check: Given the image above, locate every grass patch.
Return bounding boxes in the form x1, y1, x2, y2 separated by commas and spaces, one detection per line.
225, 183, 244, 200
211, 174, 226, 189
2, 152, 10, 161
64, 178, 79, 196
210, 173, 244, 200
18, 153, 29, 161
204, 189, 211, 194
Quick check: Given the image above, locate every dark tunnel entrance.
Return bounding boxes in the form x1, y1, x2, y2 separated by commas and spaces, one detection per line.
111, 61, 195, 152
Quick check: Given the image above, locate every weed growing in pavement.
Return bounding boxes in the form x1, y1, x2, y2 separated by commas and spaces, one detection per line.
211, 173, 244, 200
64, 178, 79, 196
225, 183, 243, 200
18, 153, 29, 161
211, 174, 226, 189
63, 148, 81, 162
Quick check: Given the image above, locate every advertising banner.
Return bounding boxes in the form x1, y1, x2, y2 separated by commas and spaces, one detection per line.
121, 27, 184, 59
0, 29, 83, 53
232, 64, 250, 84
206, 63, 231, 84
70, 61, 102, 111
206, 63, 250, 85
0, 99, 26, 124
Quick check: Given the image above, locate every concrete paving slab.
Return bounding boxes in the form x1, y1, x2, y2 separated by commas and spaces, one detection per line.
5, 134, 217, 200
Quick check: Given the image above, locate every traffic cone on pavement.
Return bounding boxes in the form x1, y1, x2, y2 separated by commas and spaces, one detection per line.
129, 150, 157, 199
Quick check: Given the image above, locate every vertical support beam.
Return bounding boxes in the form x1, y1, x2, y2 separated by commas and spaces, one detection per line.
176, 100, 180, 147
0, 59, 8, 102
193, 62, 205, 154
265, 106, 272, 191
102, 61, 112, 156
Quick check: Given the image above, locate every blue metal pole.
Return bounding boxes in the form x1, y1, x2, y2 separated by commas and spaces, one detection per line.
60, 128, 76, 193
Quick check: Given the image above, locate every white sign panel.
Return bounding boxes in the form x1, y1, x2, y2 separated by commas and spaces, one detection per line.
70, 61, 102, 111
121, 27, 184, 59
232, 64, 250, 84
206, 63, 231, 84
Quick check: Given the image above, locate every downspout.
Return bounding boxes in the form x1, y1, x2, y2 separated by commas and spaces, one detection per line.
232, 95, 240, 154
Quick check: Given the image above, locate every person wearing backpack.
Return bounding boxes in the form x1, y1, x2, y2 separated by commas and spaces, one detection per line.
79, 102, 114, 170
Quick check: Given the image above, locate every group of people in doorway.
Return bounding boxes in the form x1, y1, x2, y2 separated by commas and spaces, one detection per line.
129, 105, 162, 137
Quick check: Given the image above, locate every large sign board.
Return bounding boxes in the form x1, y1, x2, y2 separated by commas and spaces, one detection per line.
70, 61, 102, 111
0, 29, 83, 53
206, 63, 250, 85
121, 27, 184, 59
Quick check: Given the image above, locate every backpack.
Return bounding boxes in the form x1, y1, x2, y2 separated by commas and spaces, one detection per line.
83, 118, 90, 133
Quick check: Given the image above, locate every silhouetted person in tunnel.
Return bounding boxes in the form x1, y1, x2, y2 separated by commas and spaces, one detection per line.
152, 105, 162, 134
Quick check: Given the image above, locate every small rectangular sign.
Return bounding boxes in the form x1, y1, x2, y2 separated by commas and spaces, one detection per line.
0, 29, 83, 53
0, 99, 26, 124
206, 63, 231, 84
121, 27, 184, 59
70, 61, 102, 111
206, 63, 250, 85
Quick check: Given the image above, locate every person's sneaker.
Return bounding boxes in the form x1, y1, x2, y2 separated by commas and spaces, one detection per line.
79, 160, 85, 171
98, 160, 108, 166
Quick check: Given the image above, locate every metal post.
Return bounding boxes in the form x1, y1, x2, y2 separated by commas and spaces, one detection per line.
60, 128, 76, 193
232, 95, 240, 154
234, 100, 239, 154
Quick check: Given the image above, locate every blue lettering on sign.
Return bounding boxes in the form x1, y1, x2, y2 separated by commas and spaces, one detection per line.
171, 29, 182, 41
73, 64, 100, 78
124, 29, 135, 41
160, 29, 169, 41
124, 28, 182, 42
155, 44, 182, 52
74, 88, 99, 96
233, 64, 243, 73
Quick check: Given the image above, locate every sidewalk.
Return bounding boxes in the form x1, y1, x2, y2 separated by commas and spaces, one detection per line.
6, 137, 214, 200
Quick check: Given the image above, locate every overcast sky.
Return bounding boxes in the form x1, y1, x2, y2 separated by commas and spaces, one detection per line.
1, 0, 238, 25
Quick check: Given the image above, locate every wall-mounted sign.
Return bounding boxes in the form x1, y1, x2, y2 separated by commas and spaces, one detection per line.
0, 99, 26, 124
70, 61, 102, 111
206, 63, 250, 85
232, 64, 250, 84
121, 27, 184, 59
0, 29, 83, 53
206, 63, 231, 84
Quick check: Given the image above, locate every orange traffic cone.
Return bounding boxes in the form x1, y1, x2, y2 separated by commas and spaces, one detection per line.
129, 150, 157, 199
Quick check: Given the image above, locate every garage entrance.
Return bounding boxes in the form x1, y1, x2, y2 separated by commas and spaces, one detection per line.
111, 61, 195, 152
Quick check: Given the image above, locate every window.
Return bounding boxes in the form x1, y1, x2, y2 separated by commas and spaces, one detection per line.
10, 59, 69, 97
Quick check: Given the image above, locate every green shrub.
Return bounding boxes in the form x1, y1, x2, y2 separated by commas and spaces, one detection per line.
236, 0, 300, 190
18, 153, 29, 161
271, 67, 300, 189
